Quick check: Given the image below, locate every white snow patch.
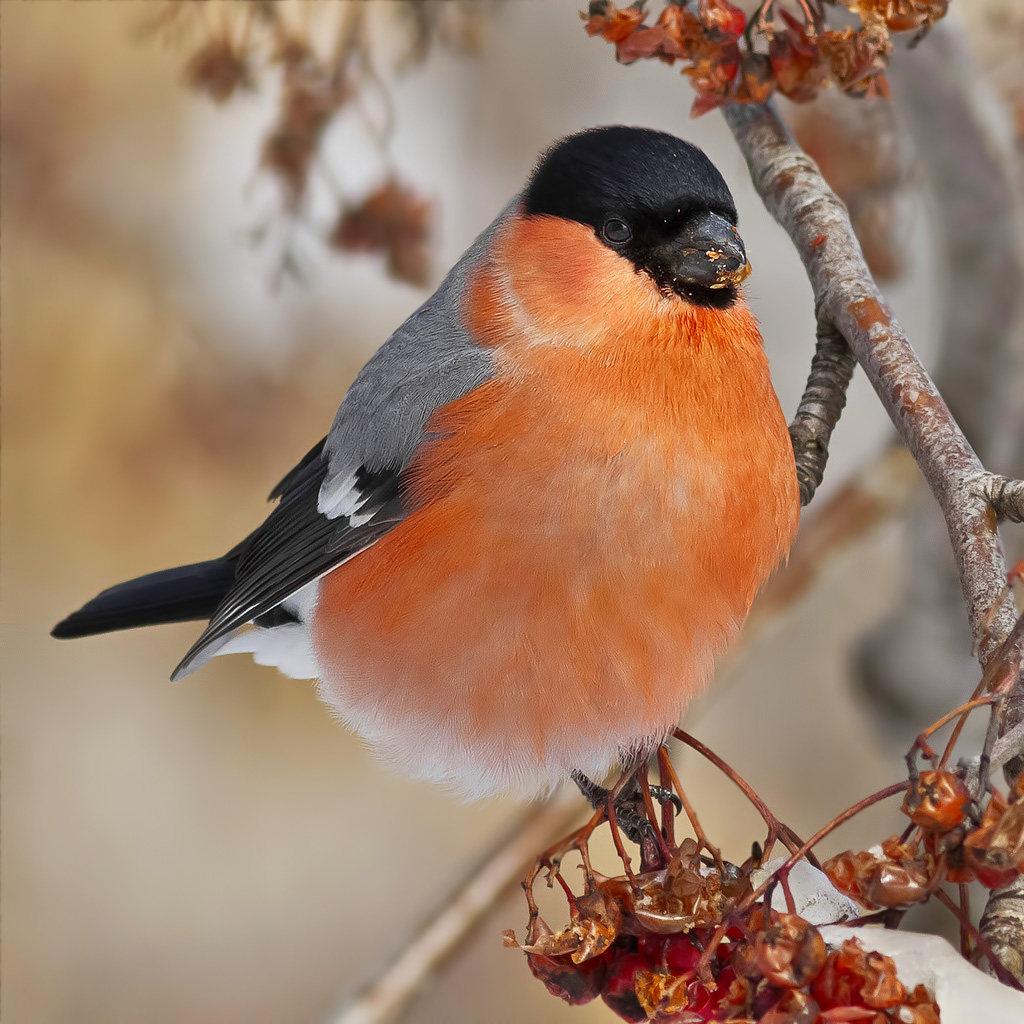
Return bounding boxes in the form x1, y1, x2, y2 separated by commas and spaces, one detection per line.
750, 858, 868, 925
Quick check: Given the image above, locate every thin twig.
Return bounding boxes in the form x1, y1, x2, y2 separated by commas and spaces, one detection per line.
934, 888, 1020, 988
638, 764, 671, 864
959, 883, 972, 959
657, 747, 727, 874
694, 781, 909, 983
672, 729, 809, 861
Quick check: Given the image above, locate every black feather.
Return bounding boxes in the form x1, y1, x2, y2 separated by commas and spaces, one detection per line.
170, 447, 406, 679
267, 436, 327, 501
52, 439, 407, 676
51, 560, 236, 638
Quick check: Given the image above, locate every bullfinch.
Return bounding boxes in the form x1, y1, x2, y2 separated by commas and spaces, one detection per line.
53, 126, 800, 800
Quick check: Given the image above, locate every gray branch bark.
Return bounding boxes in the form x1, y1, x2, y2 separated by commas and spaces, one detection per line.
854, 21, 1024, 737
722, 99, 1024, 981
723, 100, 1019, 663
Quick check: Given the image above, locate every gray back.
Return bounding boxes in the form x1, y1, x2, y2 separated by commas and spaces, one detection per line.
318, 197, 520, 518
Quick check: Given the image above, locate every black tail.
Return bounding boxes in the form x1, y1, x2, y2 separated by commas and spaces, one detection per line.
51, 559, 236, 639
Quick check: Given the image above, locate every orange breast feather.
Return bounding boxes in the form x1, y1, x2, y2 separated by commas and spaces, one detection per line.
312, 214, 799, 798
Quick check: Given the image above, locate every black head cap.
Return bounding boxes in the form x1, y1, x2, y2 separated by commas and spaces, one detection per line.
523, 127, 746, 308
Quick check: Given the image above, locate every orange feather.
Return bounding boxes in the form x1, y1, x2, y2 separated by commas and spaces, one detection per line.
312, 213, 799, 798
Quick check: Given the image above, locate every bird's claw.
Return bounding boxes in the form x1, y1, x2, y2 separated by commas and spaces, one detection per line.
571, 770, 664, 848
647, 784, 683, 815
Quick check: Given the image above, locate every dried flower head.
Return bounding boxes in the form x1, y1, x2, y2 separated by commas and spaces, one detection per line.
329, 180, 433, 287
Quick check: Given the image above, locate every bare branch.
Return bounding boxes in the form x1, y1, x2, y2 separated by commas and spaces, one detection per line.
854, 23, 1024, 775
788, 320, 858, 506
723, 98, 1024, 984
722, 100, 1018, 669
982, 877, 1024, 983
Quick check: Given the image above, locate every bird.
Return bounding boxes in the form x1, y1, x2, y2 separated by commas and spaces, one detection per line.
53, 126, 800, 801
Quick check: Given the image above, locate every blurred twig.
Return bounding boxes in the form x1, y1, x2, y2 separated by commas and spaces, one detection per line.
147, 0, 491, 286
327, 789, 584, 1024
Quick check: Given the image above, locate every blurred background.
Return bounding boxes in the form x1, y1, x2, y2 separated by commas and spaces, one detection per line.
3, 2, 1023, 1023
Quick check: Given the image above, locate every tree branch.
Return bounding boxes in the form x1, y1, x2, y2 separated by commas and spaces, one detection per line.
722, 100, 1019, 670
788, 320, 858, 506
981, 877, 1024, 983
723, 98, 1024, 983
853, 22, 1024, 777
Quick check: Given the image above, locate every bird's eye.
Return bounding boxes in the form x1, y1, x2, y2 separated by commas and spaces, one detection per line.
601, 218, 632, 244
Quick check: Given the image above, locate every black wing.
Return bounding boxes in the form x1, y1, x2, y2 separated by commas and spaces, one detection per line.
171, 441, 405, 679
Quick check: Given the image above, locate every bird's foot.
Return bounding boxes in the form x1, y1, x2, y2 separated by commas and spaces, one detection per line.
570, 770, 678, 856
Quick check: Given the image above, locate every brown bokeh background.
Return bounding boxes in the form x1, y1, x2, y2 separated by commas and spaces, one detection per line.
2, 3, 1011, 1023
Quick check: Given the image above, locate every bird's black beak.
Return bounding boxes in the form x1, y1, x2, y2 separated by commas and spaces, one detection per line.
652, 210, 751, 294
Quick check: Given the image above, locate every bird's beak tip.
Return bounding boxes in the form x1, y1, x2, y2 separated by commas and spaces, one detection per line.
707, 258, 752, 289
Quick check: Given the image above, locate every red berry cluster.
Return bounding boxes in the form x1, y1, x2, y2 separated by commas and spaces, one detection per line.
583, 1, 951, 116
507, 837, 940, 1022
825, 769, 1024, 907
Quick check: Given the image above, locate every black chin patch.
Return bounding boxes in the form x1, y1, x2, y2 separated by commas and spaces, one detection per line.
661, 280, 739, 310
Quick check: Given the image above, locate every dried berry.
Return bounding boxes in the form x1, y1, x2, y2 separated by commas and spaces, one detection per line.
601, 952, 650, 1023
902, 769, 971, 832
964, 790, 1024, 888
754, 914, 827, 988
812, 938, 905, 1010
583, 1, 646, 44
583, 0, 946, 112
525, 949, 608, 1005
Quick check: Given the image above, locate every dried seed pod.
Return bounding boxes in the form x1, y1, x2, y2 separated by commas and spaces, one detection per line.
859, 949, 907, 1009
571, 888, 622, 964
330, 180, 433, 287
184, 37, 252, 104
633, 969, 691, 1019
